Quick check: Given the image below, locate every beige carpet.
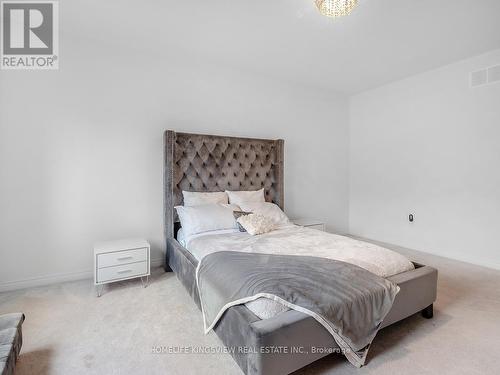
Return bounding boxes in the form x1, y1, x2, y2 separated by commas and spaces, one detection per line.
1, 245, 499, 375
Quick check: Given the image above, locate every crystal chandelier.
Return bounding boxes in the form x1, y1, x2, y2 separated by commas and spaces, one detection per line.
315, 0, 358, 18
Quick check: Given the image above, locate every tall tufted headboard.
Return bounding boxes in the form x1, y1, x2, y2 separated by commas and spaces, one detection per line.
164, 130, 284, 239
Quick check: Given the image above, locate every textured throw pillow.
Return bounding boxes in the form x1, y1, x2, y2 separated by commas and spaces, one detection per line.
175, 204, 237, 237
233, 210, 252, 232
225, 188, 265, 207
182, 191, 228, 207
236, 214, 276, 236
238, 202, 290, 227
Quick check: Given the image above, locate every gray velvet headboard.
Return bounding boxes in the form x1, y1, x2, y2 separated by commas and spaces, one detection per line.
164, 130, 284, 239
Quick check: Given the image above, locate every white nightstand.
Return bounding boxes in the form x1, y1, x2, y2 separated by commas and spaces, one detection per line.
94, 238, 150, 297
292, 218, 325, 231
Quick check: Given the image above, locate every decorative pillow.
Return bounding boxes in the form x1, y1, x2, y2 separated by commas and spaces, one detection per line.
182, 191, 228, 207
226, 188, 265, 207
238, 202, 290, 227
233, 211, 252, 232
175, 204, 237, 237
236, 214, 276, 236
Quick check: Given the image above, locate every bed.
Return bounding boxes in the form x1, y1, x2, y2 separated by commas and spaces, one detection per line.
163, 130, 438, 375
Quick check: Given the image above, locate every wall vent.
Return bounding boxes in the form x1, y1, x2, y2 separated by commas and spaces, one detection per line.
470, 69, 487, 87
470, 64, 500, 88
487, 65, 500, 84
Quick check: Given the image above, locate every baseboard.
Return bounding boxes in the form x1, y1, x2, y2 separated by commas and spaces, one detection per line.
151, 258, 164, 267
414, 248, 500, 271
0, 270, 94, 293
0, 258, 164, 293
350, 234, 500, 271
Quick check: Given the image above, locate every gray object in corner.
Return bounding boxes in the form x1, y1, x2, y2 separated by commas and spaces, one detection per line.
0, 313, 25, 375
163, 130, 438, 375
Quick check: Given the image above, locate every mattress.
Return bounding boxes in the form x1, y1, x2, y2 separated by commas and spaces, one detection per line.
180, 225, 415, 320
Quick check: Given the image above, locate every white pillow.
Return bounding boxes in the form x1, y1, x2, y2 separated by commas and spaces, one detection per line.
175, 204, 237, 237
236, 214, 275, 236
221, 203, 241, 211
238, 202, 290, 226
176, 228, 186, 247
182, 191, 228, 207
226, 188, 265, 206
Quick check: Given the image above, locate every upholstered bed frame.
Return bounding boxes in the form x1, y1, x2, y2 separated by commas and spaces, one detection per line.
163, 130, 438, 375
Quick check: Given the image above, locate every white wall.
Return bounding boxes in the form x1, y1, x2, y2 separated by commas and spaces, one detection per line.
0, 35, 349, 289
7, 1, 499, 290
349, 49, 500, 270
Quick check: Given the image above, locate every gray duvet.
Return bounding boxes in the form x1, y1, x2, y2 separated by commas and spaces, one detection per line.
196, 251, 400, 367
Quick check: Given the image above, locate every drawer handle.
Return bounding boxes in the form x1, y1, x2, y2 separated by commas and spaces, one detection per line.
117, 269, 132, 274
117, 256, 133, 261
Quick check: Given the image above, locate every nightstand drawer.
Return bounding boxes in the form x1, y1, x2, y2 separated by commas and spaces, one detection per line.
97, 261, 148, 283
97, 247, 148, 268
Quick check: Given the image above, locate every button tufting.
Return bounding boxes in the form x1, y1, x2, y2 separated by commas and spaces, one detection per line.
171, 135, 283, 220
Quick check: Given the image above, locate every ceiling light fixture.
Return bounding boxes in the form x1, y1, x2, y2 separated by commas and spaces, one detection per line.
315, 0, 358, 18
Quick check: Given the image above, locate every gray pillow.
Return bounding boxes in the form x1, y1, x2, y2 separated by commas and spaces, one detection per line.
233, 211, 252, 232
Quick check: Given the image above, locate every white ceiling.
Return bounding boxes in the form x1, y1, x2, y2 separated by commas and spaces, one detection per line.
71, 0, 500, 94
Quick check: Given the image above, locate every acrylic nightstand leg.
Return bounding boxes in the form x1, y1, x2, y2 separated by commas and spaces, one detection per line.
96, 285, 104, 297
141, 275, 149, 288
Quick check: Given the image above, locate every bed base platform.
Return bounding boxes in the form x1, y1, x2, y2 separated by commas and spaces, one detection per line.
163, 131, 437, 374
165, 238, 438, 375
